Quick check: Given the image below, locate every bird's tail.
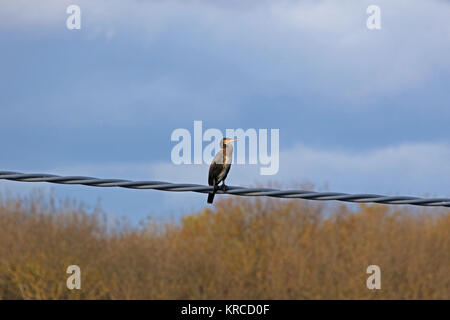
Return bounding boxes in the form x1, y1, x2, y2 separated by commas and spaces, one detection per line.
207, 184, 217, 204
207, 191, 216, 204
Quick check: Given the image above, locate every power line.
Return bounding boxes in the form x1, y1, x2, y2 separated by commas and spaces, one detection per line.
0, 171, 449, 208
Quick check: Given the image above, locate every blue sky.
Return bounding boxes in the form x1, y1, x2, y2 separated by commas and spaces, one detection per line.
1, 0, 449, 223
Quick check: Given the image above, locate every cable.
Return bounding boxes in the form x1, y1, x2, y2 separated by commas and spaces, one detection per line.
0, 171, 449, 208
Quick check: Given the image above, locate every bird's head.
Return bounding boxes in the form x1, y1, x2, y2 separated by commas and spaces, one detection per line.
221, 137, 238, 148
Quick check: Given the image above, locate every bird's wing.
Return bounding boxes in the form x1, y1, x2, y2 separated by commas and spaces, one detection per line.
218, 163, 231, 183
208, 162, 224, 186
208, 149, 232, 186
209, 150, 224, 186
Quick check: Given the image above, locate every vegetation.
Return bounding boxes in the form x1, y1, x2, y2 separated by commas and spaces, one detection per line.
0, 191, 448, 299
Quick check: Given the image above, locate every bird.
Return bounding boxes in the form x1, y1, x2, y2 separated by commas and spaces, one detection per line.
207, 137, 238, 204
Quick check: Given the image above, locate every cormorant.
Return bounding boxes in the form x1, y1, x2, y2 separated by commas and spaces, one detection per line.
207, 137, 237, 204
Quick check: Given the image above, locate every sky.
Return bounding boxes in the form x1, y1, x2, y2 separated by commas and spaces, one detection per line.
1, 0, 449, 223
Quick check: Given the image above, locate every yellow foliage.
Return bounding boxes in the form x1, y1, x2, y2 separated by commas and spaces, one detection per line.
0, 192, 448, 299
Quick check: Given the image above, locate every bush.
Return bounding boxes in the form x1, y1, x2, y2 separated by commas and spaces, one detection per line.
0, 192, 448, 299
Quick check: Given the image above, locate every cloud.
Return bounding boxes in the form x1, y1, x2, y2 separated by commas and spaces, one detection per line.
1, 1, 449, 221
2, 77, 237, 127
52, 140, 450, 197
277, 142, 450, 196
154, 141, 450, 200
2, 141, 447, 220
2, 0, 450, 102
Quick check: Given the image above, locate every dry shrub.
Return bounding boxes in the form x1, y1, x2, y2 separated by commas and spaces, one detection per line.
0, 191, 448, 299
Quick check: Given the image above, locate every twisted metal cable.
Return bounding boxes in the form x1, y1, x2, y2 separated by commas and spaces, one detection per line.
0, 171, 449, 208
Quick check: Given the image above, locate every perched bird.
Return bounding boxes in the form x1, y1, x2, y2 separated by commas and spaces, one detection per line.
207, 137, 238, 204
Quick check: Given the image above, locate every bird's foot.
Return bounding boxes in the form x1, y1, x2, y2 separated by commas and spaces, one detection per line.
221, 184, 228, 191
